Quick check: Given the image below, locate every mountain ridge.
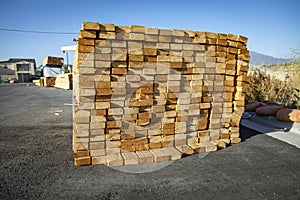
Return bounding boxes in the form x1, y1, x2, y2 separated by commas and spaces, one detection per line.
249, 51, 291, 66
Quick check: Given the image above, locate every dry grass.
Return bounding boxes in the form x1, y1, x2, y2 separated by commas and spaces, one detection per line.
246, 68, 300, 109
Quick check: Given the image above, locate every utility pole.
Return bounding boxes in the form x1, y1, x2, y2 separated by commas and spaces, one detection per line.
66, 51, 69, 72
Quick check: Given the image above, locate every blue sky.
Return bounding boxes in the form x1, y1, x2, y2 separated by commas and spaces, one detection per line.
1, 0, 299, 66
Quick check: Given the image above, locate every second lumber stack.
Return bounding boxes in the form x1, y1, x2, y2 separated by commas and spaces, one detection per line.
55, 73, 73, 90
42, 56, 64, 87
73, 22, 250, 166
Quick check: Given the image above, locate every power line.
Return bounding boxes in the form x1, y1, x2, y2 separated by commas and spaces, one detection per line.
0, 27, 77, 35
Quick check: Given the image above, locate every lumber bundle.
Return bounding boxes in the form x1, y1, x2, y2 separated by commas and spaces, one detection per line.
43, 77, 56, 87
32, 79, 43, 86
42, 56, 64, 66
55, 73, 72, 90
72, 22, 250, 166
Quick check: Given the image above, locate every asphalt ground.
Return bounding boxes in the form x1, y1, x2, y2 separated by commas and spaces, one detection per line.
0, 85, 299, 200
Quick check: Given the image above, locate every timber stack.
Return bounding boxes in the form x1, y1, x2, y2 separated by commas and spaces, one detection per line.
55, 73, 73, 90
42, 56, 63, 87
72, 22, 250, 166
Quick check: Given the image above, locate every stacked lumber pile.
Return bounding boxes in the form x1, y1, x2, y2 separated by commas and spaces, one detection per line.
55, 73, 73, 90
73, 22, 250, 166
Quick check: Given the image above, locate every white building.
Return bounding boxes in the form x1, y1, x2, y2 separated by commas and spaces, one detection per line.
0, 58, 36, 82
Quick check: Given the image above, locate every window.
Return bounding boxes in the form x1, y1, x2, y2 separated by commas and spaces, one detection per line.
16, 64, 30, 71
4, 64, 7, 69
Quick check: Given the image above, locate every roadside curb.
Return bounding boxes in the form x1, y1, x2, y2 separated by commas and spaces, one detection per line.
0, 83, 34, 87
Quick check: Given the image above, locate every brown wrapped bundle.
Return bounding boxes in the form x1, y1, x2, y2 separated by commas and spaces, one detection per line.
276, 108, 300, 122
245, 101, 266, 112
255, 105, 284, 116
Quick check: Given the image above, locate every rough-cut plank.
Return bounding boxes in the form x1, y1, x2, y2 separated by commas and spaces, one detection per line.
79, 30, 97, 39
150, 148, 171, 163
91, 156, 106, 165
189, 143, 206, 154
122, 152, 139, 165
106, 153, 124, 166
82, 22, 100, 30
150, 147, 181, 162
176, 145, 194, 155
75, 156, 91, 166
136, 150, 154, 164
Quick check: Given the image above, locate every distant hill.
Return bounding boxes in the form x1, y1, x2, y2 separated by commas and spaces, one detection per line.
249, 51, 291, 66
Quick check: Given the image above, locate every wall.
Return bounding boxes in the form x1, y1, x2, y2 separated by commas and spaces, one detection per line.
13, 61, 36, 76
73, 22, 250, 166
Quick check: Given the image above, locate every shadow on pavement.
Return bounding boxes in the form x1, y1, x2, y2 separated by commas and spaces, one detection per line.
239, 124, 261, 141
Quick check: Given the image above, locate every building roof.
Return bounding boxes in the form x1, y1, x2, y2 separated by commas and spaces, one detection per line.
0, 58, 36, 65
